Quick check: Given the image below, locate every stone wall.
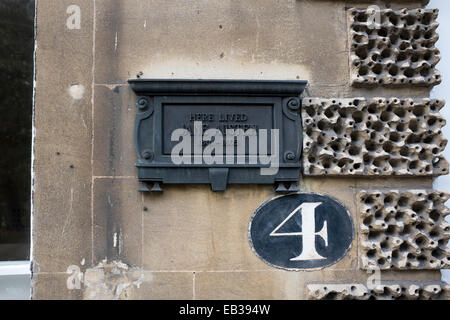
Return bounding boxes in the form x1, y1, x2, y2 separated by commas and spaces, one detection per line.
32, 0, 448, 299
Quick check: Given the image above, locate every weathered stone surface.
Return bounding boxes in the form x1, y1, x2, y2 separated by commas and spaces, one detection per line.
83, 260, 193, 300
355, 177, 433, 189
135, 272, 193, 300
32, 143, 92, 273
94, 0, 348, 87
360, 190, 450, 270
83, 260, 145, 300
195, 269, 378, 300
349, 8, 441, 87
93, 178, 142, 266
32, 0, 94, 273
308, 282, 449, 300
93, 85, 137, 177
142, 185, 274, 271
302, 98, 448, 176
32, 273, 82, 300
195, 271, 305, 300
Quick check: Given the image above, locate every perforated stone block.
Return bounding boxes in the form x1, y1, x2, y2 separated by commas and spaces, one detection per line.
308, 283, 449, 300
349, 8, 441, 87
360, 190, 450, 270
302, 98, 448, 176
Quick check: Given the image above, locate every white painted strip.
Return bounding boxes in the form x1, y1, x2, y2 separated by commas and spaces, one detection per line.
30, 0, 38, 274
0, 262, 31, 276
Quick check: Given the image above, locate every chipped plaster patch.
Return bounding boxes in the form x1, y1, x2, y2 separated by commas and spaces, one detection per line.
68, 84, 85, 100
82, 260, 153, 300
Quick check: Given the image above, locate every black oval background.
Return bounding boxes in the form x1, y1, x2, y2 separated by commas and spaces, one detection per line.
249, 193, 354, 270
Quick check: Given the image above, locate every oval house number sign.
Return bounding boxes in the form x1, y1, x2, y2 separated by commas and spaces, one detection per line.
249, 193, 354, 270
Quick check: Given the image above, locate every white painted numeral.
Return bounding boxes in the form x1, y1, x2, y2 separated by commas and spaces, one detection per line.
270, 202, 328, 261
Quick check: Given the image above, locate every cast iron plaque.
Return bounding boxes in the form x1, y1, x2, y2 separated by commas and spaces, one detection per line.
249, 193, 354, 270
128, 79, 307, 192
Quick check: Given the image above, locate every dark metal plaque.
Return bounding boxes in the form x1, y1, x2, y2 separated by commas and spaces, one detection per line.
249, 193, 354, 270
128, 79, 307, 192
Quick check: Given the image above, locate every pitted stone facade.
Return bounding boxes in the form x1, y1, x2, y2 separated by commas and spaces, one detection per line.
302, 98, 448, 176
359, 190, 450, 270
308, 283, 449, 300
349, 8, 441, 87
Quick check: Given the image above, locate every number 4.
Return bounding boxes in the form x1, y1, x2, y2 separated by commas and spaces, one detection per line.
270, 202, 328, 261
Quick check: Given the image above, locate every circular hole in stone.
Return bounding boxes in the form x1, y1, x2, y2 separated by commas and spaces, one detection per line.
404, 68, 415, 78
373, 64, 383, 75
389, 65, 399, 76
359, 66, 369, 76
421, 68, 430, 77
